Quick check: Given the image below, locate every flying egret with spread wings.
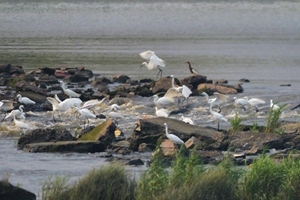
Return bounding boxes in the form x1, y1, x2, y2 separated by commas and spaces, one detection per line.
139, 50, 165, 78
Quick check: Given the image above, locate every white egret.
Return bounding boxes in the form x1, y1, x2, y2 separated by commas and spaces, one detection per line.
180, 116, 195, 125
17, 94, 36, 105
74, 103, 96, 128
47, 97, 82, 122
202, 92, 228, 112
139, 50, 165, 78
186, 61, 200, 76
152, 95, 175, 108
209, 103, 228, 131
59, 81, 81, 98
155, 107, 170, 118
5, 105, 26, 121
233, 96, 251, 111
164, 75, 192, 106
13, 112, 29, 134
107, 104, 124, 125
163, 122, 184, 145
244, 96, 265, 112
270, 99, 280, 111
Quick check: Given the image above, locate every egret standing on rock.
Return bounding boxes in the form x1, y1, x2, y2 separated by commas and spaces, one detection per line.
17, 94, 36, 105
164, 123, 184, 146
59, 81, 81, 98
139, 50, 165, 78
209, 103, 228, 131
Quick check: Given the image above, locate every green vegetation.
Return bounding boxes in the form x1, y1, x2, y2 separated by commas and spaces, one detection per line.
250, 121, 259, 132
265, 104, 285, 133
41, 149, 300, 200
229, 112, 243, 134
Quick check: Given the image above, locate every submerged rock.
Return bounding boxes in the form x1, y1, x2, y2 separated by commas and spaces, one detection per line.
23, 141, 106, 153
0, 180, 36, 200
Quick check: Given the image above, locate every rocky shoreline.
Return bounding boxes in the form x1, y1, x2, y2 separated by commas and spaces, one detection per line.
1, 63, 300, 199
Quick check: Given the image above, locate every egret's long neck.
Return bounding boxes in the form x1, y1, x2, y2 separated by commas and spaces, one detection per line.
19, 106, 23, 112
209, 103, 213, 113
205, 95, 210, 103
171, 76, 175, 88
61, 83, 66, 91
165, 125, 169, 136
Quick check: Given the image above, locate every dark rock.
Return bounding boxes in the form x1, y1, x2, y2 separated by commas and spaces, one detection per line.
23, 141, 106, 153
214, 79, 228, 84
111, 74, 131, 83
37, 74, 59, 84
24, 74, 36, 82
15, 81, 47, 96
125, 158, 144, 166
129, 117, 226, 151
40, 67, 56, 76
227, 131, 284, 155
0, 180, 36, 200
140, 78, 154, 83
69, 74, 88, 82
10, 66, 25, 75
17, 128, 76, 150
0, 64, 12, 73
181, 75, 207, 89
239, 78, 250, 83
133, 84, 152, 97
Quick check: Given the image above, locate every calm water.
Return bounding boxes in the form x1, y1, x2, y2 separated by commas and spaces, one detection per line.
1, 0, 300, 197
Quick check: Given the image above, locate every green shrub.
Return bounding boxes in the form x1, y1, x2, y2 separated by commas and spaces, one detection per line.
238, 154, 285, 200
230, 112, 243, 134
42, 164, 136, 200
265, 104, 285, 133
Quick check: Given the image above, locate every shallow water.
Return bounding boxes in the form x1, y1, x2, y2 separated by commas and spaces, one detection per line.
0, 0, 300, 197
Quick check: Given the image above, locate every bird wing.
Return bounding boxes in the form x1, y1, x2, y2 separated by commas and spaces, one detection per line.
139, 50, 154, 60
181, 85, 192, 98
248, 98, 266, 106
150, 55, 165, 67
164, 88, 182, 98
214, 92, 229, 103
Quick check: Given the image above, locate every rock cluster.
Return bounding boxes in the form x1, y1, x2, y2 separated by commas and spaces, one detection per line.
1, 64, 300, 167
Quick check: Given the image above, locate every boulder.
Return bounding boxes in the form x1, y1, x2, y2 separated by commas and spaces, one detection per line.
111, 74, 131, 83
129, 117, 226, 151
79, 120, 117, 147
40, 67, 56, 76
17, 128, 76, 150
15, 81, 47, 96
151, 76, 173, 94
197, 83, 238, 94
0, 180, 36, 200
181, 75, 207, 89
227, 131, 284, 155
23, 141, 106, 153
69, 73, 88, 82
0, 64, 12, 73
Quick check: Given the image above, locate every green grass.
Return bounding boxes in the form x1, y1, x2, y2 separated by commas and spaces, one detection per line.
41, 164, 136, 200
41, 148, 300, 200
265, 104, 285, 133
229, 112, 243, 134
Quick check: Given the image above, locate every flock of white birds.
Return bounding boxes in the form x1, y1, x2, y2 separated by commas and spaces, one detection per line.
0, 50, 286, 145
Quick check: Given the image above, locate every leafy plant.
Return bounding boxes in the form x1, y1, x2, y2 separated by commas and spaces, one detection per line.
230, 112, 243, 133
265, 104, 285, 133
